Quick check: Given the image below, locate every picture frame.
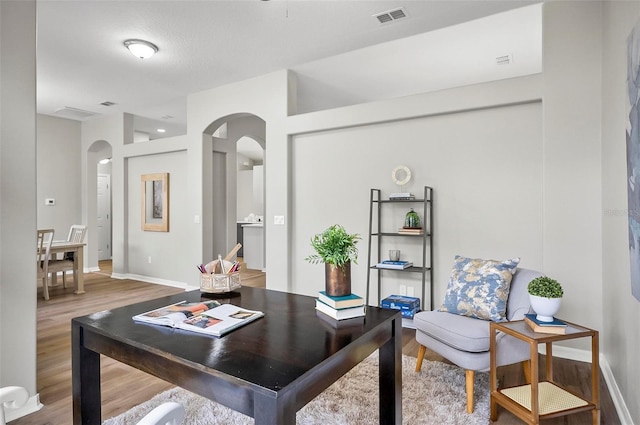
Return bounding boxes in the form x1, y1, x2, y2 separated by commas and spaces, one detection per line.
141, 173, 169, 232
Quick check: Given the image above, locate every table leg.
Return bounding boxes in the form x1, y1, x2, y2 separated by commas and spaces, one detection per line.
545, 342, 553, 381
489, 324, 498, 421
253, 391, 295, 425
530, 342, 539, 424
72, 323, 101, 425
74, 246, 85, 294
592, 332, 600, 425
379, 316, 402, 425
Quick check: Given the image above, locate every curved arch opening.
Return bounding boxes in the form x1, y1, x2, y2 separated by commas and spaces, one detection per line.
202, 114, 266, 275
86, 139, 113, 273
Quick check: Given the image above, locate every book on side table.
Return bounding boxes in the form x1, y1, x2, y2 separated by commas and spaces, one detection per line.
524, 313, 567, 334
133, 300, 264, 337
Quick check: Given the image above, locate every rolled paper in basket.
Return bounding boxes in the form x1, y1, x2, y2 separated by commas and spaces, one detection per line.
204, 259, 235, 274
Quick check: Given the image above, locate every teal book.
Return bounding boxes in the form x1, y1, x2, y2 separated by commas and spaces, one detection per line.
318, 291, 364, 309
524, 313, 567, 327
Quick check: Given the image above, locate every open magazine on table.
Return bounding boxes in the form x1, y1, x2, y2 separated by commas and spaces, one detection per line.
132, 300, 264, 337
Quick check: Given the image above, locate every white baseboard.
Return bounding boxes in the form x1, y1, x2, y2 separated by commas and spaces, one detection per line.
117, 273, 191, 291
539, 345, 633, 425
599, 355, 635, 425
4, 394, 43, 422
402, 317, 416, 329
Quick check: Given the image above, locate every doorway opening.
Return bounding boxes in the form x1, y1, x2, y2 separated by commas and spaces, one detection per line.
203, 114, 266, 279
87, 139, 112, 274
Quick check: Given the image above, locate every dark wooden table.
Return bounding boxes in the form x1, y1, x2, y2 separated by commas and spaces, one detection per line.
72, 286, 402, 424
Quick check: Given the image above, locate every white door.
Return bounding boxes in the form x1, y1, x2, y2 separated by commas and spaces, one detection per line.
97, 173, 112, 260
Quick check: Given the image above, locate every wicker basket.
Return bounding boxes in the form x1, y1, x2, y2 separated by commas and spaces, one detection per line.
200, 259, 241, 293
200, 271, 241, 294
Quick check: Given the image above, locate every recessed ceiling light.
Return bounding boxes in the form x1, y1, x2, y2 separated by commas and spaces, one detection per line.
124, 39, 158, 59
99, 158, 112, 165
157, 128, 166, 133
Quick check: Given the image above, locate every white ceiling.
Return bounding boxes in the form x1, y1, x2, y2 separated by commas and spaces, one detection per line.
36, 0, 542, 148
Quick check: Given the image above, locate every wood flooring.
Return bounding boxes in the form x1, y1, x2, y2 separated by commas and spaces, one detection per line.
12, 261, 619, 424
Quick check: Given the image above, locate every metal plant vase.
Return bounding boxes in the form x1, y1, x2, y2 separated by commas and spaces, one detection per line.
325, 262, 351, 297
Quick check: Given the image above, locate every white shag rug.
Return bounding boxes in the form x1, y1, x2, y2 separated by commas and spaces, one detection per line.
103, 354, 489, 425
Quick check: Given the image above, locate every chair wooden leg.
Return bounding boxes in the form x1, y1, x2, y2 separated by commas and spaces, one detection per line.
466, 370, 474, 413
415, 345, 427, 372
42, 276, 49, 300
522, 360, 531, 384
62, 271, 67, 288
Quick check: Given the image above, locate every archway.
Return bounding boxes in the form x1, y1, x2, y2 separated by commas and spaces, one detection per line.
86, 140, 113, 273
202, 114, 266, 270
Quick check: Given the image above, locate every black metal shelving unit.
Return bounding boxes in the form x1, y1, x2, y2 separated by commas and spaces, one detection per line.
365, 186, 434, 311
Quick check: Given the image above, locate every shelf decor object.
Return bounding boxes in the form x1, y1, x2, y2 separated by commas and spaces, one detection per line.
404, 208, 421, 228
305, 224, 361, 297
391, 165, 412, 187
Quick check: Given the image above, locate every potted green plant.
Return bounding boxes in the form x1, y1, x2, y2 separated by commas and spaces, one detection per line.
527, 276, 564, 322
305, 224, 360, 297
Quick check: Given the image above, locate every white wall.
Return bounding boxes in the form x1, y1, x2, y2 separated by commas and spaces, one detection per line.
291, 100, 543, 309
541, 2, 604, 349
127, 150, 193, 285
36, 115, 81, 237
0, 0, 38, 406
602, 2, 640, 423
252, 165, 264, 218
237, 169, 253, 220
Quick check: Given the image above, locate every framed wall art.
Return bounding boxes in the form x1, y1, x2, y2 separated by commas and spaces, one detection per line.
141, 173, 169, 232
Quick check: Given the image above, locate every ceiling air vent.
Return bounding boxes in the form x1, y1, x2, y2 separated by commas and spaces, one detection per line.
100, 101, 116, 106
54, 107, 99, 120
496, 54, 513, 65
374, 7, 407, 24
161, 115, 174, 120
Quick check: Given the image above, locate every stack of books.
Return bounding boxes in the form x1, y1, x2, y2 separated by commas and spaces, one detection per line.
524, 313, 567, 334
381, 294, 421, 318
375, 260, 413, 270
398, 227, 424, 235
389, 193, 415, 200
315, 291, 366, 321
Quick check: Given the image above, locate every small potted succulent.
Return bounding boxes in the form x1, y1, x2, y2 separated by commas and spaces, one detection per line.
527, 276, 564, 322
305, 224, 360, 297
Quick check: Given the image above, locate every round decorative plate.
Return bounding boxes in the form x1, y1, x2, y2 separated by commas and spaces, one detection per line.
391, 165, 412, 186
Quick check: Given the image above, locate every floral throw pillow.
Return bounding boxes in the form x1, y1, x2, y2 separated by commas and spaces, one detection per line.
439, 255, 520, 322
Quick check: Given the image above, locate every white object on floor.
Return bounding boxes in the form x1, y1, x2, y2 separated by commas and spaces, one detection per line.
0, 386, 29, 425
136, 402, 185, 425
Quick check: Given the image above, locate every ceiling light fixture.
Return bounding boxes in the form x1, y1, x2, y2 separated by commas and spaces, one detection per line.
99, 158, 112, 165
124, 39, 158, 59
157, 128, 166, 133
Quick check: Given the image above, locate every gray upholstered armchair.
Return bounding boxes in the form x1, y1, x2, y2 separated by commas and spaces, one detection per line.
413, 268, 543, 413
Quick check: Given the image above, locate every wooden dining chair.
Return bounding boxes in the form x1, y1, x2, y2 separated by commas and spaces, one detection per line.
36, 229, 55, 300
50, 224, 86, 288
